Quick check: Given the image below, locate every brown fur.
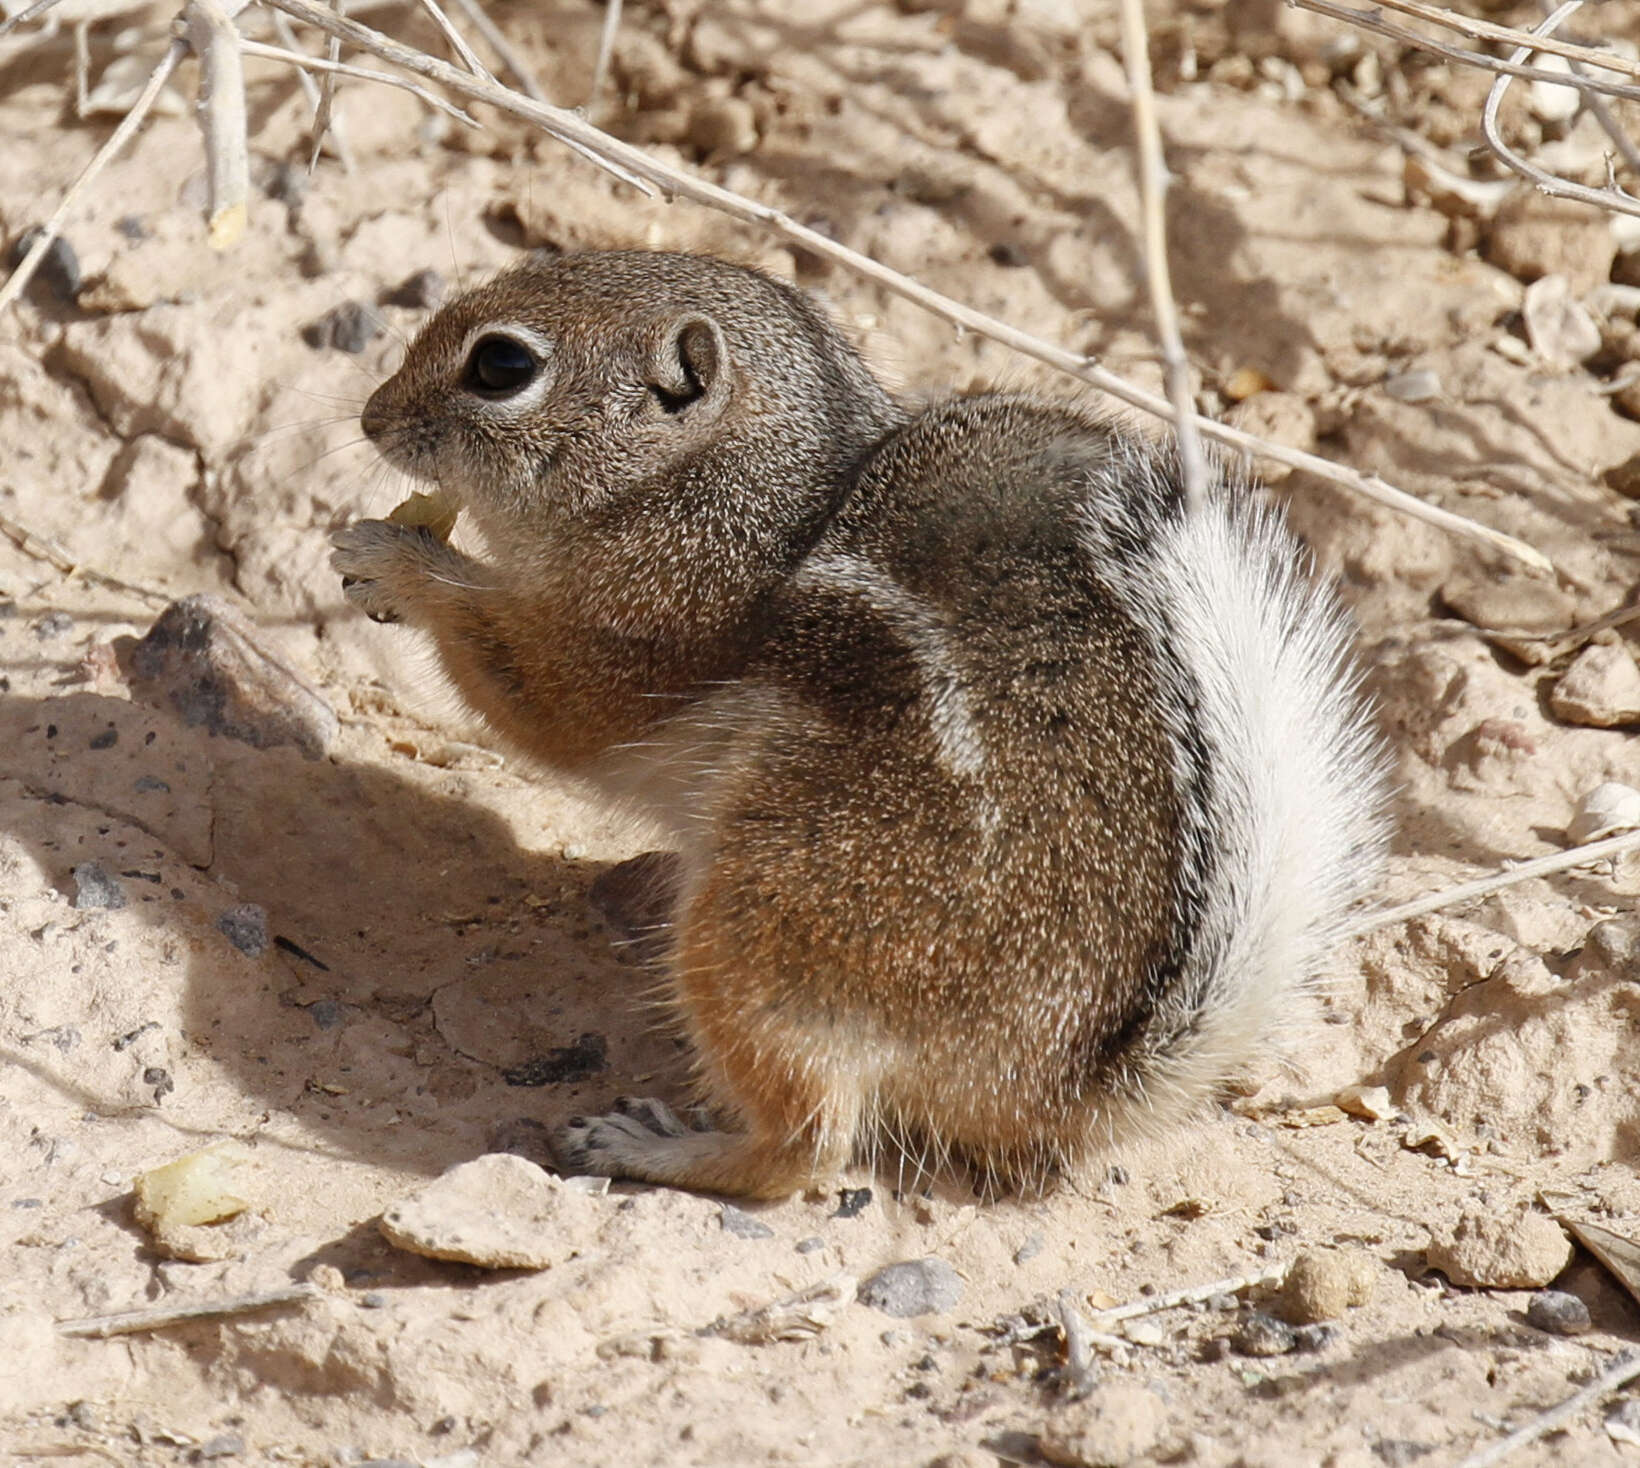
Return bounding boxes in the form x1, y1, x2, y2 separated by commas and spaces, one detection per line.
331, 249, 1381, 1198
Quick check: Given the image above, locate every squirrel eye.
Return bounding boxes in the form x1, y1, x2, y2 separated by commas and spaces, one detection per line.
464, 335, 537, 396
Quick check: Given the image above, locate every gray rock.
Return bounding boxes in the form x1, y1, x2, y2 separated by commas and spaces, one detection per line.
720, 1205, 774, 1240
216, 904, 268, 957
858, 1257, 964, 1318
7, 226, 81, 300
1525, 1289, 1591, 1336
72, 862, 126, 910
1233, 1311, 1297, 1357
118, 595, 338, 760
795, 1235, 825, 1254
383, 268, 446, 310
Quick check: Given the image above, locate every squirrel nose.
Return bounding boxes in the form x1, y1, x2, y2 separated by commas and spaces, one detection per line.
360, 390, 390, 442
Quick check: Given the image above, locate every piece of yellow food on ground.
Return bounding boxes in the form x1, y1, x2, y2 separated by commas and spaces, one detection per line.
388, 490, 459, 544
133, 1140, 253, 1230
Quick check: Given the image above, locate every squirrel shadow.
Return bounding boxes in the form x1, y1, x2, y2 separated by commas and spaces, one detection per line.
0, 681, 690, 1180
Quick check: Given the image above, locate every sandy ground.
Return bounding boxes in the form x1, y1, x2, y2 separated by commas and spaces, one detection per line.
3, 0, 1640, 1464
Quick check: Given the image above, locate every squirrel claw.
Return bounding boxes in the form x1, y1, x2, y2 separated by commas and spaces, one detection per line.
553, 1096, 707, 1180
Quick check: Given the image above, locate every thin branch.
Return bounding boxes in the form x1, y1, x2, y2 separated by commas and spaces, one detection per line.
1292, 0, 1640, 106
1365, 0, 1640, 81
445, 0, 546, 101
57, 1283, 320, 1338
240, 39, 479, 125
266, 10, 354, 170
1481, 3, 1640, 221
1454, 1351, 1640, 1468
413, 0, 494, 84
1086, 1264, 1288, 1327
0, 0, 69, 39
0, 36, 186, 315
588, 0, 621, 116
185, 0, 252, 250
1118, 0, 1207, 517
1348, 827, 1640, 937
256, 0, 1551, 573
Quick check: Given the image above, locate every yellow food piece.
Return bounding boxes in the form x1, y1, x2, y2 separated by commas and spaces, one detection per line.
133, 1141, 253, 1230
388, 491, 459, 544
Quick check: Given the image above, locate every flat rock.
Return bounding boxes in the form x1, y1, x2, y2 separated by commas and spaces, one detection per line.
1550, 644, 1640, 728
1438, 572, 1575, 664
118, 594, 338, 760
857, 1257, 963, 1317
1427, 1209, 1572, 1289
379, 1153, 598, 1270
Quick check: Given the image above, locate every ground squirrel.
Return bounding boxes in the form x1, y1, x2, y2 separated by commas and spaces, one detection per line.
331, 249, 1388, 1199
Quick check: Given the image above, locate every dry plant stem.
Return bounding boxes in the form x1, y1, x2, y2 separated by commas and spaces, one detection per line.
1086, 1264, 1287, 1327
1118, 0, 1207, 517
1349, 827, 1640, 937
413, 0, 493, 83
1363, 0, 1640, 81
1293, 0, 1640, 106
256, 0, 1550, 573
0, 35, 185, 317
240, 39, 478, 126
0, 0, 67, 39
445, 0, 546, 101
266, 10, 354, 170
1055, 1292, 1120, 1390
1454, 1350, 1640, 1468
0, 510, 176, 604
1482, 3, 1640, 221
185, 0, 252, 249
56, 1283, 320, 1338
588, 0, 621, 115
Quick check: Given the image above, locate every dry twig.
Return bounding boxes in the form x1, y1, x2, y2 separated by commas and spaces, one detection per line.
1293, 0, 1640, 106
1480, 2, 1640, 221
1118, 0, 1207, 516
1360, 0, 1640, 81
185, 0, 252, 249
56, 1283, 320, 1337
1349, 826, 1640, 937
0, 35, 186, 314
1454, 1350, 1640, 1468
1086, 1264, 1287, 1328
239, 38, 478, 126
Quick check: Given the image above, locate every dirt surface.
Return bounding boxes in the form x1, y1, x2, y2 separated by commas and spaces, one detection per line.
4, 1, 1640, 1464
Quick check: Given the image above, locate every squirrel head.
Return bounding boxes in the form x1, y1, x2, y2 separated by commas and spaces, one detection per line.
361, 251, 900, 556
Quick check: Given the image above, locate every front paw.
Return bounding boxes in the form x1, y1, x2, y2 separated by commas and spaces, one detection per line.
330, 519, 436, 624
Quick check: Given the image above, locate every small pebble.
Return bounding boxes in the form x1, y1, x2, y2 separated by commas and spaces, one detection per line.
1525, 1289, 1591, 1336
143, 1066, 174, 1101
302, 301, 383, 353
133, 775, 171, 793
89, 726, 118, 750
1381, 368, 1441, 403
833, 1186, 873, 1218
358, 1291, 387, 1309
7, 226, 81, 300
1291, 1322, 1338, 1353
1233, 1311, 1297, 1357
307, 998, 344, 1030
795, 1236, 825, 1254
1122, 1319, 1166, 1347
858, 1258, 964, 1318
720, 1204, 774, 1240
217, 904, 269, 958
1013, 1232, 1045, 1265
196, 1431, 245, 1459
383, 268, 446, 310
1606, 1398, 1640, 1446
988, 241, 1029, 268
72, 862, 126, 910
35, 610, 73, 639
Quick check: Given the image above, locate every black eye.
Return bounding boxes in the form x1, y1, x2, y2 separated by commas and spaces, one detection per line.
464, 335, 537, 396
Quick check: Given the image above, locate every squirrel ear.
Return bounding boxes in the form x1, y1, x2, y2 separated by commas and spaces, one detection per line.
646, 313, 730, 417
